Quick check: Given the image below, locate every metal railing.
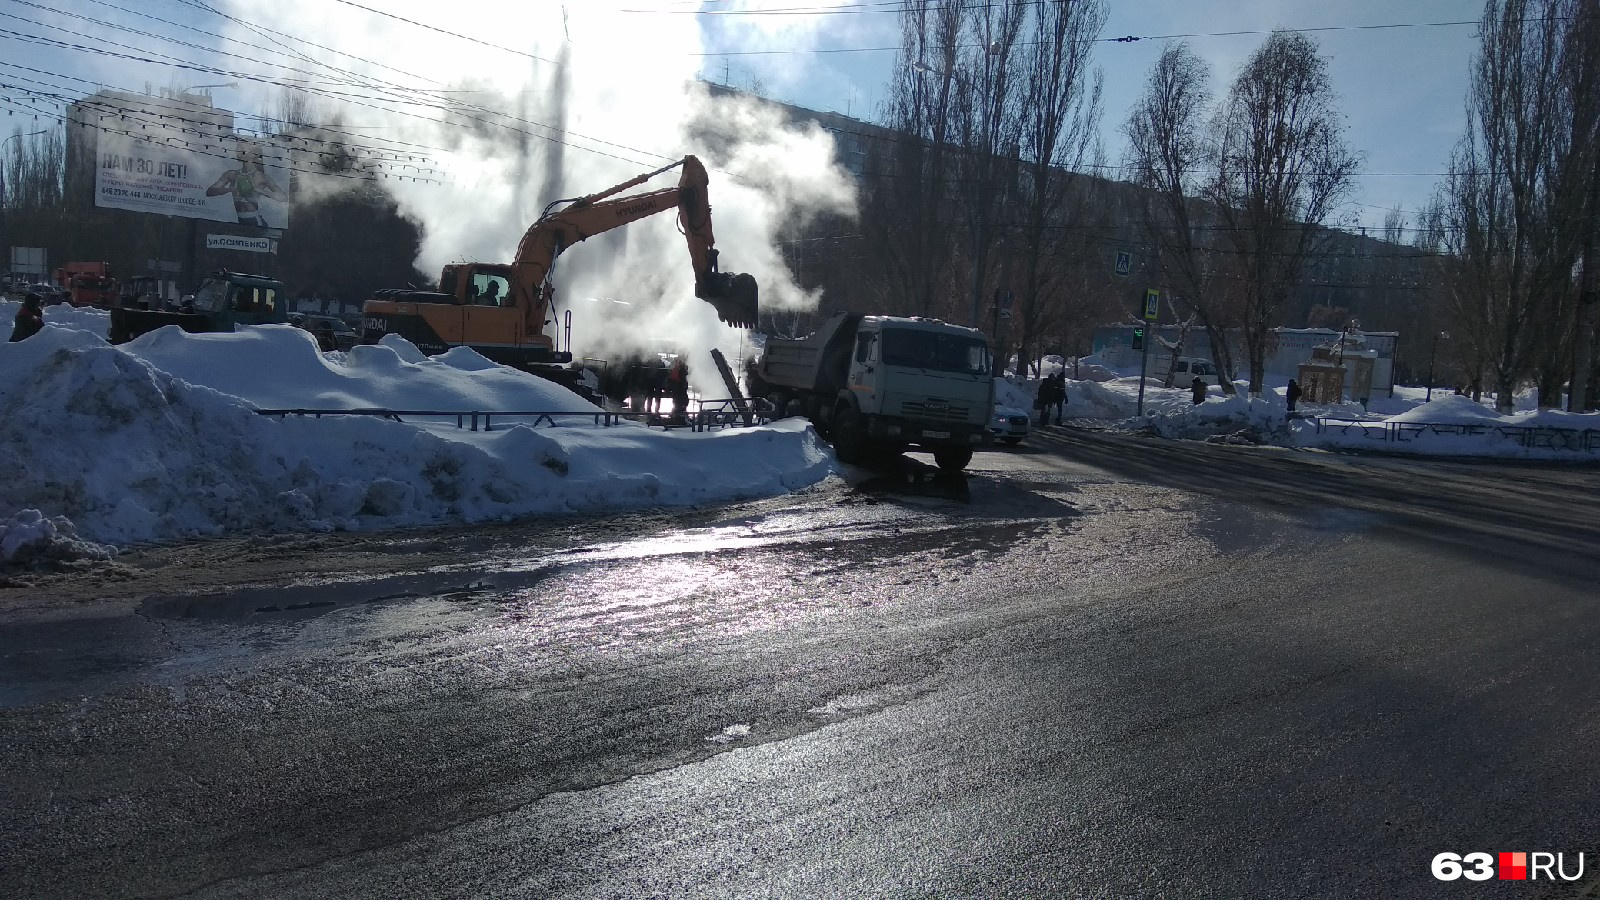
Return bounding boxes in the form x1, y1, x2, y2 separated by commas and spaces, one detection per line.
1313, 416, 1600, 452
255, 398, 771, 434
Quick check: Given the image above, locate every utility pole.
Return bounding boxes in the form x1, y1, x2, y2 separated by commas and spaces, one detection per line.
1426, 331, 1450, 402
1136, 288, 1159, 416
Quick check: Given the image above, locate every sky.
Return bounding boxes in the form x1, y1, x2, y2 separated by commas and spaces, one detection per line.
693, 0, 1488, 235
2, 1, 1488, 270
0, 301, 1588, 564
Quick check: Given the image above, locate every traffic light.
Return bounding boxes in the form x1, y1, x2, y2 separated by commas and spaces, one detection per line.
1131, 327, 1144, 351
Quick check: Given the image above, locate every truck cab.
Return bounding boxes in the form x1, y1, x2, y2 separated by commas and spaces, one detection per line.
109, 271, 286, 344
760, 314, 995, 470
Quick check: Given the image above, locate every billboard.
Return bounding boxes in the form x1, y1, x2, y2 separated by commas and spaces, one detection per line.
95, 130, 290, 230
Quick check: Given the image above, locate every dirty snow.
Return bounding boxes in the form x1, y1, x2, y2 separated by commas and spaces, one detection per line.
0, 306, 834, 564
1045, 363, 1600, 458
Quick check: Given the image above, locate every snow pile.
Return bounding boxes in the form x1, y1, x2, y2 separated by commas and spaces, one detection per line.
2, 298, 111, 339
1121, 392, 1293, 445
127, 325, 602, 413
0, 509, 116, 566
0, 325, 835, 562
993, 376, 1034, 411
1297, 394, 1600, 458
1386, 394, 1513, 425
1066, 377, 1200, 420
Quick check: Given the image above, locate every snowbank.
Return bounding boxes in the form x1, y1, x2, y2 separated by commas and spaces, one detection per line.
0, 326, 835, 563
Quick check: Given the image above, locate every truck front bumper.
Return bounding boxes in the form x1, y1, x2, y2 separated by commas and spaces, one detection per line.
868, 417, 991, 447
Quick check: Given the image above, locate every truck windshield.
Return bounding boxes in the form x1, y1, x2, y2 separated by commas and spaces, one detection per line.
880, 328, 991, 376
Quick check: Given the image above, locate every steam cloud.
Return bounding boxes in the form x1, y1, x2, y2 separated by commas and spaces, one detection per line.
232, 0, 857, 395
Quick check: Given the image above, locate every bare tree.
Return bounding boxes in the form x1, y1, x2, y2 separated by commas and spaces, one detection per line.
1009, 0, 1108, 379
863, 0, 969, 318
1433, 0, 1592, 411
1205, 31, 1359, 396
1563, 1, 1600, 409
1122, 42, 1243, 385
950, 0, 1028, 328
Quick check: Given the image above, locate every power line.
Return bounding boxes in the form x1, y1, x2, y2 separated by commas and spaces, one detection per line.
690, 14, 1583, 55
0, 23, 668, 172
326, 0, 559, 65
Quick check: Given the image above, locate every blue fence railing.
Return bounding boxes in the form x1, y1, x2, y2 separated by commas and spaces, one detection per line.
1313, 417, 1600, 452
255, 398, 770, 433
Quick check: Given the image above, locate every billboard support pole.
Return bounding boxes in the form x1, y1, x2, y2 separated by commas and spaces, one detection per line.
184, 218, 198, 296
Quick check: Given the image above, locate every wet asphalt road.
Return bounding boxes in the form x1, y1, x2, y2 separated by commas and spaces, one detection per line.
3, 428, 1600, 898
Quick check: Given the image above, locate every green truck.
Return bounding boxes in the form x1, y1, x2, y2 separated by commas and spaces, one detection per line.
109, 271, 286, 344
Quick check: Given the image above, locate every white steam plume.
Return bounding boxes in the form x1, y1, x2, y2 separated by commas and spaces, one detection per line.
232, 0, 857, 397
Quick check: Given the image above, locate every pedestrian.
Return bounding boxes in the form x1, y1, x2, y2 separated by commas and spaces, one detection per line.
1052, 373, 1067, 425
1035, 375, 1054, 427
1190, 375, 1206, 405
667, 356, 690, 423
1285, 378, 1302, 414
10, 292, 44, 342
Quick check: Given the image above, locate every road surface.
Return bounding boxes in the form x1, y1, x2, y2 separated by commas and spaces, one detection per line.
2, 429, 1598, 898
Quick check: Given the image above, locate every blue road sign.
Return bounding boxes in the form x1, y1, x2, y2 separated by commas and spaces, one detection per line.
1115, 252, 1132, 277
1144, 289, 1160, 321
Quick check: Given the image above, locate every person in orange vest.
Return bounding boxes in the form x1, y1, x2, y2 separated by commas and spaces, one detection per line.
10, 292, 44, 342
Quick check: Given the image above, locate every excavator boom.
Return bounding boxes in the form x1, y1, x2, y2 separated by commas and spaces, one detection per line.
512, 155, 759, 330
360, 156, 757, 375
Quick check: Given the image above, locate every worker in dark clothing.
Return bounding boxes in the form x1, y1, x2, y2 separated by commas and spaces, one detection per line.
1037, 375, 1060, 427
1286, 378, 1302, 414
1191, 375, 1207, 405
1052, 373, 1068, 425
667, 356, 690, 423
10, 292, 44, 342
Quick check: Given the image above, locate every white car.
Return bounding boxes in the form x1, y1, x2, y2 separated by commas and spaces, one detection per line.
989, 405, 1031, 445
1163, 356, 1221, 387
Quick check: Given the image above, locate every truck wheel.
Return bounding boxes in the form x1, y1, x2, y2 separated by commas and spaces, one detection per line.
933, 446, 973, 471
831, 409, 866, 465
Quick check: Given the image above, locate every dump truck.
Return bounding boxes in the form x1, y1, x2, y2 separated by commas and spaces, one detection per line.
109, 270, 287, 344
54, 261, 119, 308
754, 313, 994, 471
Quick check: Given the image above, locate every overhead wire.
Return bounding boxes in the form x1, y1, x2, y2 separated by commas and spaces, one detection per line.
0, 20, 669, 173
2, 0, 1561, 241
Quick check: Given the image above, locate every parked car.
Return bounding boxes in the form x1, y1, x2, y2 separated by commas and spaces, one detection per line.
291, 314, 358, 351
989, 404, 1031, 445
1161, 356, 1222, 387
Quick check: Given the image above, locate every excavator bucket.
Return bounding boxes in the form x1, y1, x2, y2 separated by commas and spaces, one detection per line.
699, 271, 760, 329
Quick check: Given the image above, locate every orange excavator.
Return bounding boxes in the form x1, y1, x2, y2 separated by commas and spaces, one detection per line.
359, 155, 759, 377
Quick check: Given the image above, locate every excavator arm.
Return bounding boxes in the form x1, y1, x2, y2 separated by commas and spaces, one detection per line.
510, 155, 759, 333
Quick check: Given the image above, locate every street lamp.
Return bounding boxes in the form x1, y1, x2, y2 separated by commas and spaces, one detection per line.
0, 129, 49, 274
1426, 331, 1451, 401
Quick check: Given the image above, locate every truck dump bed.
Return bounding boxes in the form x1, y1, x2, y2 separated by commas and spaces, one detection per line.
759, 313, 859, 394
109, 308, 214, 344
